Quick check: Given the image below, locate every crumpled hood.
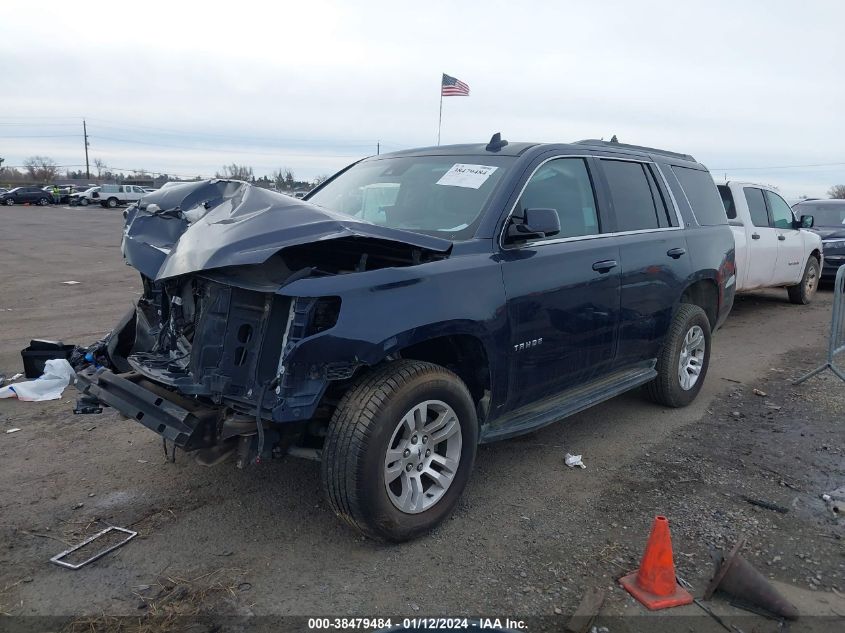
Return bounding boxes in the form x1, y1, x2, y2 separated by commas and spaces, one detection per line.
122, 179, 452, 280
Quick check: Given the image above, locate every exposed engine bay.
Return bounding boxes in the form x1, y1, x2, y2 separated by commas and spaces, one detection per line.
73, 179, 451, 466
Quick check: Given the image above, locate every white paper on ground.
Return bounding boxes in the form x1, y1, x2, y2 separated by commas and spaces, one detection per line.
435, 164, 498, 189
0, 359, 75, 401
564, 453, 586, 469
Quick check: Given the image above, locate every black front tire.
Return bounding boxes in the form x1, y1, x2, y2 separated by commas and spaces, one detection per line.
322, 360, 478, 542
38, 197, 49, 206
645, 303, 711, 408
106, 197, 118, 208
787, 257, 819, 305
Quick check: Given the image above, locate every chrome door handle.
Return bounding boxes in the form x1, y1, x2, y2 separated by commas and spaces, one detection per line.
667, 247, 686, 259
592, 259, 617, 273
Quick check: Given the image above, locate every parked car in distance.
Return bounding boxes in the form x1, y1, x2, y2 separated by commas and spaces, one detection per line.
718, 182, 822, 304
792, 198, 845, 281
91, 184, 147, 208
69, 186, 101, 206
75, 136, 736, 541
42, 185, 78, 204
1, 186, 52, 206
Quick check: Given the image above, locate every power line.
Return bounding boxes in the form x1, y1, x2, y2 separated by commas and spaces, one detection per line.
89, 134, 368, 159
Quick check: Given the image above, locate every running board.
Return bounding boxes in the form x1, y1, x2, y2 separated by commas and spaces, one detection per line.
480, 364, 657, 443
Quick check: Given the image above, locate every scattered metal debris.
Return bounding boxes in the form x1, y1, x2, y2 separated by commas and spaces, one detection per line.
61, 281, 82, 285
49, 526, 137, 570
753, 388, 767, 397
5, 428, 21, 434
692, 597, 732, 631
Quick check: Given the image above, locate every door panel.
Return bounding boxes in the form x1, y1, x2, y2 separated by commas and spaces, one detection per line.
595, 158, 690, 364
500, 239, 620, 409
615, 232, 691, 365
765, 190, 804, 284
743, 187, 778, 288
499, 156, 620, 410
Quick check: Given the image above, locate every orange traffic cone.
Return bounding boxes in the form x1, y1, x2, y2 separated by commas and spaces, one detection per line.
619, 516, 693, 610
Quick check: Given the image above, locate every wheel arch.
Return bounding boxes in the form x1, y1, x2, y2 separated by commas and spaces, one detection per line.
679, 277, 719, 329
397, 333, 492, 420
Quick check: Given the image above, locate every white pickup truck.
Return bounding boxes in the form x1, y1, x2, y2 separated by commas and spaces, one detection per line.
91, 184, 147, 208
718, 182, 822, 304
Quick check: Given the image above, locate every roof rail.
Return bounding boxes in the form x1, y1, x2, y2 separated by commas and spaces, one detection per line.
574, 139, 696, 162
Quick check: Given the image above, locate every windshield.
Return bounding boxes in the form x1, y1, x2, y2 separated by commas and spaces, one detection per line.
794, 202, 845, 226
306, 155, 514, 240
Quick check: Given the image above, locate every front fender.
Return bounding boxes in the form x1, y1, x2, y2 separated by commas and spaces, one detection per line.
273, 252, 509, 421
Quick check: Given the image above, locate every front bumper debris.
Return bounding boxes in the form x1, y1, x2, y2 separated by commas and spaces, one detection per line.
75, 367, 222, 450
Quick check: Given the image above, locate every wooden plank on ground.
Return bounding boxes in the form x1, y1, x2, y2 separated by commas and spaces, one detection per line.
565, 587, 606, 633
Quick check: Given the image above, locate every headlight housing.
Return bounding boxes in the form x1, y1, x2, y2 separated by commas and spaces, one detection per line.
823, 239, 845, 250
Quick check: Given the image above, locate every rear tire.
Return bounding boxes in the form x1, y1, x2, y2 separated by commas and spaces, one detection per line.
106, 197, 118, 208
787, 257, 819, 305
645, 303, 711, 408
38, 197, 49, 206
322, 360, 478, 542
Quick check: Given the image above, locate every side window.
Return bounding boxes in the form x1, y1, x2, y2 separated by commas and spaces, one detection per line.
717, 185, 737, 219
644, 164, 676, 227
765, 191, 794, 229
744, 188, 770, 227
516, 158, 600, 239
671, 166, 727, 226
601, 159, 660, 232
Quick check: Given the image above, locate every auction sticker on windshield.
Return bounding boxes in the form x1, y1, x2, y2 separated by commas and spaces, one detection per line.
436, 164, 498, 189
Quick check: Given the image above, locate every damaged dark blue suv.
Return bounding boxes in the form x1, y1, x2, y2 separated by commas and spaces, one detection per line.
75, 136, 735, 541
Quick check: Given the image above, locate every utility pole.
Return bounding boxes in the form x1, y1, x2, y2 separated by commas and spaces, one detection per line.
377, 141, 380, 155
83, 119, 90, 179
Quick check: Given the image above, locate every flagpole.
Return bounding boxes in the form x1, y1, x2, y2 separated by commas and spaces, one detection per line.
437, 89, 443, 146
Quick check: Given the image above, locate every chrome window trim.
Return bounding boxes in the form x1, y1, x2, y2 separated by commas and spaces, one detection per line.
500, 155, 685, 250
652, 163, 686, 229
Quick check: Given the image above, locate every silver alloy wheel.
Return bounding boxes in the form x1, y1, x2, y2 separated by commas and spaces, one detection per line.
383, 399, 462, 514
805, 263, 818, 297
677, 325, 705, 391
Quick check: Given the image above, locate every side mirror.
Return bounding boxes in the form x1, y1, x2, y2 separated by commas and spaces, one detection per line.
800, 214, 814, 229
507, 207, 561, 241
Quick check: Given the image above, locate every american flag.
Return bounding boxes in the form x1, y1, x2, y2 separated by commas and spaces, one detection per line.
441, 73, 470, 96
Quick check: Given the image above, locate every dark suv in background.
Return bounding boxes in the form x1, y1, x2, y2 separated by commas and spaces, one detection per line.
792, 199, 845, 281
75, 136, 735, 541
1, 186, 51, 205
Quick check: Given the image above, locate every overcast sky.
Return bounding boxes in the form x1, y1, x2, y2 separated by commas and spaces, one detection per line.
2, 0, 843, 197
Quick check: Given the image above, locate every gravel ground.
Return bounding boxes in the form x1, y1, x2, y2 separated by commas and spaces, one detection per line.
0, 205, 843, 632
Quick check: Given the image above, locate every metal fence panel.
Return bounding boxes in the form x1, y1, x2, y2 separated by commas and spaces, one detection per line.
794, 264, 845, 384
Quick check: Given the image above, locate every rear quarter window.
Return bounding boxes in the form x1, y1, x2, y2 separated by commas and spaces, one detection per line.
673, 166, 727, 226
717, 185, 737, 219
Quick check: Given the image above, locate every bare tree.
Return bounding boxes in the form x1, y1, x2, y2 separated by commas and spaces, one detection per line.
828, 185, 845, 200
313, 174, 330, 186
93, 158, 106, 179
283, 168, 295, 190
271, 168, 286, 191
23, 156, 59, 182
215, 164, 254, 182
